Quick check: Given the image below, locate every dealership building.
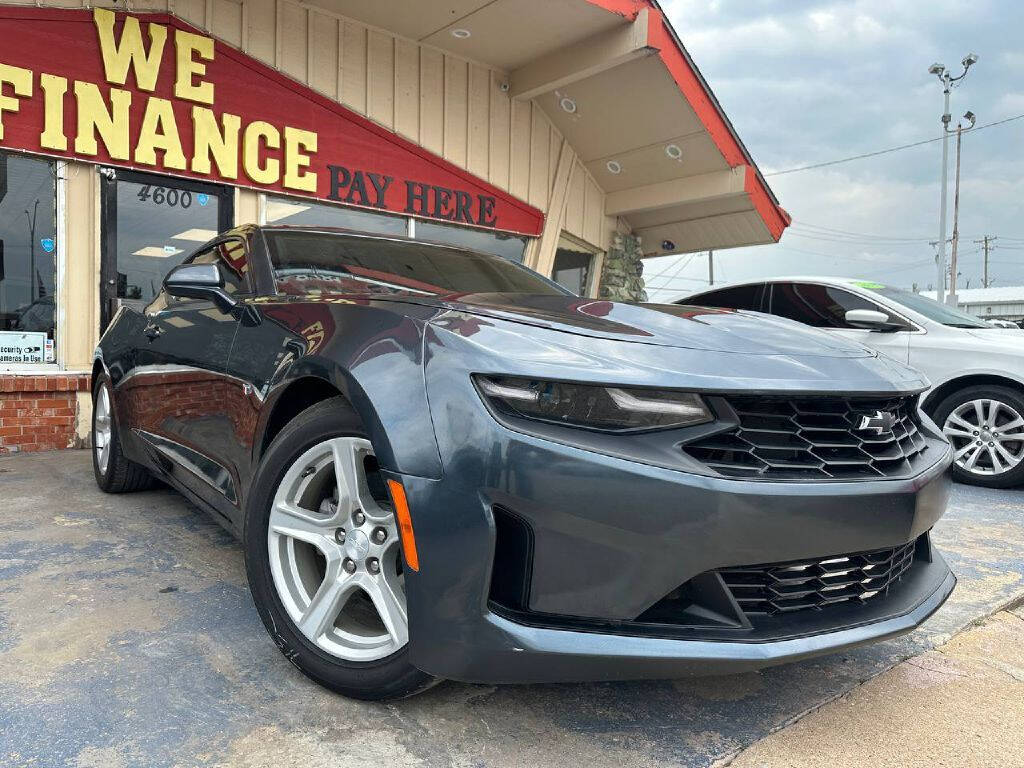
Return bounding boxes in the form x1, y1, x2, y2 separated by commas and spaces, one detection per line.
0, 0, 788, 453
921, 286, 1024, 325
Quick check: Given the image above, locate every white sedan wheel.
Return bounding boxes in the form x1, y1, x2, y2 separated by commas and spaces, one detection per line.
943, 397, 1024, 477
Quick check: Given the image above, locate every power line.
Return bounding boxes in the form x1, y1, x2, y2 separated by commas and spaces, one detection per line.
792, 221, 932, 242
644, 254, 699, 289
764, 112, 1024, 177
642, 255, 695, 283
787, 232, 930, 247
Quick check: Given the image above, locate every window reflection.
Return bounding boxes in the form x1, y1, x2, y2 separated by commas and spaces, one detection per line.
417, 220, 527, 263
114, 179, 221, 305
265, 196, 407, 235
0, 151, 57, 362
266, 231, 564, 297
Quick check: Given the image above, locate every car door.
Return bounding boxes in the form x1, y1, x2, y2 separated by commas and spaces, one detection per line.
126, 236, 251, 515
767, 282, 912, 364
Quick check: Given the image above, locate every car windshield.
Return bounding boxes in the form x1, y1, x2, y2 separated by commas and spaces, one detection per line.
265, 230, 568, 298
864, 284, 990, 328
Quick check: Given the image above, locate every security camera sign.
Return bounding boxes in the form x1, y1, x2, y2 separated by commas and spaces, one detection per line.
0, 331, 47, 364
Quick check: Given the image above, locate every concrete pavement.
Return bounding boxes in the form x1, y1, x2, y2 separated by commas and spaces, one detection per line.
728, 603, 1024, 768
1, 450, 1022, 767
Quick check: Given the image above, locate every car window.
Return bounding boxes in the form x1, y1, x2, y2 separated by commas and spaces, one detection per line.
866, 284, 990, 328
265, 230, 568, 297
190, 238, 251, 296
686, 284, 765, 311
769, 283, 911, 329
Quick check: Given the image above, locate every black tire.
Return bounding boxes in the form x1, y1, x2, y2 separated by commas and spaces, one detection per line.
244, 397, 437, 701
932, 384, 1024, 489
92, 375, 158, 493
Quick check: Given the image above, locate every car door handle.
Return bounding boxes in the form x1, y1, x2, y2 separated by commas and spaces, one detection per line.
144, 323, 162, 340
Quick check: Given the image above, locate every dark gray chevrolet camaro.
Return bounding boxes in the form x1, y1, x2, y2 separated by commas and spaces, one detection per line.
92, 225, 955, 700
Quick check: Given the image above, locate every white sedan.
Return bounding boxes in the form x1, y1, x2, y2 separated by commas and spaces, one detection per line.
679, 277, 1024, 488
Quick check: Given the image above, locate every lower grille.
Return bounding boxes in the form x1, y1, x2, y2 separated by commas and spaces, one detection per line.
684, 395, 929, 480
719, 541, 918, 616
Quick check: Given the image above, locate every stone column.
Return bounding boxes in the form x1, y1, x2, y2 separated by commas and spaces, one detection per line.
598, 232, 648, 302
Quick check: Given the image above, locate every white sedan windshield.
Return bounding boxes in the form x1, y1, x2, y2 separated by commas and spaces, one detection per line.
866, 284, 990, 328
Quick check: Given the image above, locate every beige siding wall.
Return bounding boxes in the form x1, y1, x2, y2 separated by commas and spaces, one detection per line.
60, 161, 102, 372
29, 0, 610, 251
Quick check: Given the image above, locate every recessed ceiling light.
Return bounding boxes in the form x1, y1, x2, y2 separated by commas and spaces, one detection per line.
606, 160, 622, 175
132, 246, 182, 258
171, 228, 219, 242
451, 28, 471, 39
665, 144, 682, 160
560, 96, 577, 114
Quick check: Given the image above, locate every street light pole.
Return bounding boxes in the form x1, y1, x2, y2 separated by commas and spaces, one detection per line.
948, 111, 975, 306
24, 200, 38, 301
936, 84, 950, 305
929, 54, 978, 306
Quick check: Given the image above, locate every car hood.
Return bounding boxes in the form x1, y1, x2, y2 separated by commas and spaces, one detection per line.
407, 294, 873, 357
963, 328, 1024, 347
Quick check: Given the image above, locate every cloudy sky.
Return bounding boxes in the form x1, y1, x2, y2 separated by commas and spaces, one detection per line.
644, 0, 1024, 302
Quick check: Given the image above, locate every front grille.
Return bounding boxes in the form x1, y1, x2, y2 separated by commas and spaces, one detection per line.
719, 541, 917, 617
684, 395, 928, 480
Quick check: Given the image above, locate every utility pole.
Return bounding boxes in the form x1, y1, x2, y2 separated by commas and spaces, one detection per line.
930, 239, 949, 294
973, 236, 996, 288
707, 250, 714, 286
929, 53, 978, 306
948, 112, 975, 305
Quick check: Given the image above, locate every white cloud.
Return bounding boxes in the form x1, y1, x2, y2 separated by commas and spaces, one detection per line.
648, 0, 1024, 294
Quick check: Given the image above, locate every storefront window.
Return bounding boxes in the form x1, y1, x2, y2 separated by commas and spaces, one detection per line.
552, 237, 596, 296
0, 152, 57, 364
266, 196, 407, 236
416, 220, 527, 263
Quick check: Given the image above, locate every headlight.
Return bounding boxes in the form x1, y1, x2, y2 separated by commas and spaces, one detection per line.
474, 375, 712, 432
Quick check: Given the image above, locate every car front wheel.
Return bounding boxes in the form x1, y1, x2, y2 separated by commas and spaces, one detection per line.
935, 384, 1024, 488
244, 398, 436, 700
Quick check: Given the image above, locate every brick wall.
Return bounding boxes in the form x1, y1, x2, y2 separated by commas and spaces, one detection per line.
0, 375, 92, 454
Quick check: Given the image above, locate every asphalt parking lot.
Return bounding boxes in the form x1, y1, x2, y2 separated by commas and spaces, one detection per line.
2, 450, 1023, 768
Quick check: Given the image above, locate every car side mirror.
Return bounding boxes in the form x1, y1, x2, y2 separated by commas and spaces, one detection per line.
164, 263, 238, 314
845, 308, 900, 332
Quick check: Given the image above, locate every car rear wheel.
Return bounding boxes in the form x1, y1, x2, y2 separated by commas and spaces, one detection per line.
934, 385, 1024, 488
244, 397, 436, 700
91, 375, 158, 493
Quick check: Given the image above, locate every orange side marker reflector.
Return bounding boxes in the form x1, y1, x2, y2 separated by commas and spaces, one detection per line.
386, 479, 419, 572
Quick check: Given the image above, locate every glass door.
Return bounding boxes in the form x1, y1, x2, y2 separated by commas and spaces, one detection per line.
99, 169, 233, 330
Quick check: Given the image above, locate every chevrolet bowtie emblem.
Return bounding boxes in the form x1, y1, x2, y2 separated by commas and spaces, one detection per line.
858, 410, 897, 435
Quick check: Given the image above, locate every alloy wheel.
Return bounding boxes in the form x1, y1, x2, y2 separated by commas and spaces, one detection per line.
94, 385, 112, 475
267, 437, 407, 662
942, 398, 1024, 476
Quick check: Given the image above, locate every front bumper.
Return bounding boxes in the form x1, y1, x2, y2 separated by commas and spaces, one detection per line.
439, 568, 955, 684
394, 418, 953, 683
